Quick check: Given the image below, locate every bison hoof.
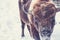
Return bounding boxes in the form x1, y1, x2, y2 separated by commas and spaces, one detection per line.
21, 34, 25, 37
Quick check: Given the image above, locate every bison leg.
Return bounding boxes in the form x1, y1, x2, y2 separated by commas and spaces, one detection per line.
27, 25, 30, 32
33, 28, 40, 40
30, 24, 40, 40
21, 20, 25, 37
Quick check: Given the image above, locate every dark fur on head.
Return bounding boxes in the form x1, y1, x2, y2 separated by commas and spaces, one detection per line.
32, 1, 56, 38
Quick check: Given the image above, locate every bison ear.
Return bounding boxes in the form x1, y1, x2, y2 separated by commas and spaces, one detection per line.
56, 8, 60, 12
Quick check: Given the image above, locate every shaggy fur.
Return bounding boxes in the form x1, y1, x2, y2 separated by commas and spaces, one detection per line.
18, 0, 59, 40
27, 0, 56, 40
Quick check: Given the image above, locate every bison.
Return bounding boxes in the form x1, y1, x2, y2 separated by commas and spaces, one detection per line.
18, 0, 60, 40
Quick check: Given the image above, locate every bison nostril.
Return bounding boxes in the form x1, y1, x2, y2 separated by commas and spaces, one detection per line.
41, 30, 51, 37
42, 31, 47, 35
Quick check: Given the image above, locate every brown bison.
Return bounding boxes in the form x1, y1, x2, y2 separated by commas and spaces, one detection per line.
18, 0, 60, 40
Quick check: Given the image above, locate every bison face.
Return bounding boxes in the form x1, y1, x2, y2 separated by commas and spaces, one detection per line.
38, 17, 55, 40
33, 3, 56, 40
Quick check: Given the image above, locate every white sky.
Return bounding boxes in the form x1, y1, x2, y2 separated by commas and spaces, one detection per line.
0, 0, 60, 40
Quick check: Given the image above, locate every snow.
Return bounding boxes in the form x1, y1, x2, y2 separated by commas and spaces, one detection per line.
0, 0, 60, 40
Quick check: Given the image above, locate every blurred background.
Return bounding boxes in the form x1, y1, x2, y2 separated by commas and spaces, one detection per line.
0, 0, 60, 40
53, 0, 60, 8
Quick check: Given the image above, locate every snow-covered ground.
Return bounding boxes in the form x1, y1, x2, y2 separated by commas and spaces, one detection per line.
0, 0, 60, 40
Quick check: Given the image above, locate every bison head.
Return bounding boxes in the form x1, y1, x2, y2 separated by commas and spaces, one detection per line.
32, 2, 56, 40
